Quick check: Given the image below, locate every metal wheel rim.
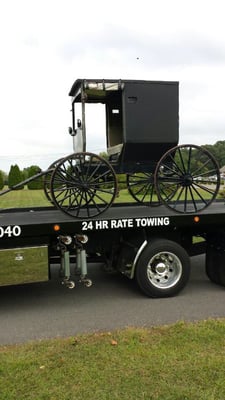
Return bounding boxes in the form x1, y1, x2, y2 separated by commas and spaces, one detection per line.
154, 144, 220, 213
43, 157, 64, 203
147, 251, 182, 289
50, 152, 117, 219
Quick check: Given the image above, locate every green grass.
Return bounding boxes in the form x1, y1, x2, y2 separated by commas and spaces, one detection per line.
0, 187, 136, 209
0, 187, 51, 208
0, 319, 225, 399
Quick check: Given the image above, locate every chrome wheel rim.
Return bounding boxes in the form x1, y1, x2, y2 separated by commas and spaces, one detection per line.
147, 251, 182, 289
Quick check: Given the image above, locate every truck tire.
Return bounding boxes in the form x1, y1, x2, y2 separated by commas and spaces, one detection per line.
205, 246, 220, 284
135, 239, 190, 298
218, 264, 225, 286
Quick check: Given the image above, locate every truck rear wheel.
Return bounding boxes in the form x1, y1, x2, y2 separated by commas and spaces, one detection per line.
205, 246, 220, 284
205, 245, 225, 286
135, 239, 190, 298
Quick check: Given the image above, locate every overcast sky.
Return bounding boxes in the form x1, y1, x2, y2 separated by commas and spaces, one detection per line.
1, 0, 225, 172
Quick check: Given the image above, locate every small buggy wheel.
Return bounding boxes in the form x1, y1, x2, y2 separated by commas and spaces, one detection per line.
43, 158, 64, 203
50, 152, 118, 219
126, 172, 160, 206
154, 144, 220, 213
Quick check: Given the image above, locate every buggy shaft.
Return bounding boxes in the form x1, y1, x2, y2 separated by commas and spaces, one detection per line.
0, 169, 54, 196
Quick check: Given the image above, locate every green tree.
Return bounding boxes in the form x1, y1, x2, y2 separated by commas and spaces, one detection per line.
8, 165, 24, 189
203, 141, 225, 168
26, 165, 43, 190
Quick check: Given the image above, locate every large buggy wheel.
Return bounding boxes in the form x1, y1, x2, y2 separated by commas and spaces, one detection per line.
50, 152, 118, 219
126, 172, 160, 206
154, 144, 220, 213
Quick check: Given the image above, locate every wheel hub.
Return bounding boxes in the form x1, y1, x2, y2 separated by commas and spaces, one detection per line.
181, 173, 193, 187
147, 251, 182, 289
155, 262, 169, 276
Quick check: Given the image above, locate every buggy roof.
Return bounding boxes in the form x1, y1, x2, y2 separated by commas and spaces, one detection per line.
69, 78, 178, 103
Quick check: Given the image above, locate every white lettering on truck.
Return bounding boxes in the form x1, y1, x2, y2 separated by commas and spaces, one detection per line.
82, 217, 170, 231
0, 225, 22, 238
135, 217, 170, 227
111, 219, 133, 228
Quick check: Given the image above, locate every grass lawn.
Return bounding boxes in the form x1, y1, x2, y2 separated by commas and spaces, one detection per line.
0, 319, 225, 400
0, 185, 222, 210
0, 187, 51, 208
0, 187, 137, 209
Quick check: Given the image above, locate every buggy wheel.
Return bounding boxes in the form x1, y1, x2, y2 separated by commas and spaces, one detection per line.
43, 158, 64, 203
126, 172, 160, 206
154, 144, 220, 213
50, 152, 118, 219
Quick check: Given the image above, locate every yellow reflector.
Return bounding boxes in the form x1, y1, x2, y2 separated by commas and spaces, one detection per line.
194, 216, 200, 223
53, 224, 60, 231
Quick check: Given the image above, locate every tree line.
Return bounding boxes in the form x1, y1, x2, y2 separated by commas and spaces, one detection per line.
202, 141, 225, 167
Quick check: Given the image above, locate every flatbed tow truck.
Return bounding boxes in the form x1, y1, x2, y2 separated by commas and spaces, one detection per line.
0, 200, 225, 297
0, 78, 225, 297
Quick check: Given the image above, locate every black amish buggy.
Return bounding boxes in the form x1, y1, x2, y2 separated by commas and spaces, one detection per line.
1, 79, 220, 219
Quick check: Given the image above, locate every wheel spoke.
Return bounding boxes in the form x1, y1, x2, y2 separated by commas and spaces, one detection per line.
168, 151, 186, 175
193, 182, 216, 196
187, 146, 192, 173
177, 147, 187, 174
188, 186, 198, 211
189, 184, 209, 205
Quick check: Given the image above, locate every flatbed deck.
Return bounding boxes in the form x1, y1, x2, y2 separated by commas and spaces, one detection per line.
0, 201, 224, 239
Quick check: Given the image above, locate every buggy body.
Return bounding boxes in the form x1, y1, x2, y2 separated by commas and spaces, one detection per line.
69, 78, 179, 173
